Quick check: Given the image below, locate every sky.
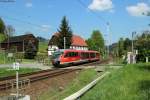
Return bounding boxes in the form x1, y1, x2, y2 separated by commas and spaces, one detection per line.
0, 0, 150, 44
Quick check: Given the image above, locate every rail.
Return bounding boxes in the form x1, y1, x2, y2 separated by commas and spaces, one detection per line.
0, 69, 80, 90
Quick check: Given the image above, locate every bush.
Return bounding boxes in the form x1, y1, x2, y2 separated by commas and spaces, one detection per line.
0, 34, 7, 42
24, 42, 38, 59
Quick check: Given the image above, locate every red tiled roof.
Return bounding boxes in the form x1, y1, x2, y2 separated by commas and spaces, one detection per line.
71, 35, 87, 46
51, 33, 87, 47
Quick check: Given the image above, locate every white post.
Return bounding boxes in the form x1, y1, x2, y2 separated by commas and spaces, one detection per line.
13, 62, 20, 99
23, 40, 24, 53
107, 22, 110, 56
16, 70, 19, 99
64, 37, 66, 49
4, 51, 5, 64
132, 32, 136, 64
146, 57, 149, 63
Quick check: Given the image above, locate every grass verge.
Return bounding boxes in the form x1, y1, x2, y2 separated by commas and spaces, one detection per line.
39, 69, 100, 100
0, 68, 40, 78
81, 63, 150, 100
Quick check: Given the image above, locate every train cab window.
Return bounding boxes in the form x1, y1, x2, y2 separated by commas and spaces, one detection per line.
52, 51, 64, 59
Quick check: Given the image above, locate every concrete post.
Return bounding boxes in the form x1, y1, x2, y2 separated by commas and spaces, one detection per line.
146, 57, 149, 63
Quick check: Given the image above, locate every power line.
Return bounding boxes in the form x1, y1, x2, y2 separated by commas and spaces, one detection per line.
1, 15, 42, 29
76, 0, 107, 24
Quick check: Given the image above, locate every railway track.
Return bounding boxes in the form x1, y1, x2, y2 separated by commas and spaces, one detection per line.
0, 59, 110, 91
73, 59, 110, 67
0, 68, 80, 91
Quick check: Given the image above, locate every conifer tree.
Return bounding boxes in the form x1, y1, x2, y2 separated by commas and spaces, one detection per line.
57, 16, 73, 49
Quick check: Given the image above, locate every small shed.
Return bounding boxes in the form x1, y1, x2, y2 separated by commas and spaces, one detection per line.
0, 34, 39, 52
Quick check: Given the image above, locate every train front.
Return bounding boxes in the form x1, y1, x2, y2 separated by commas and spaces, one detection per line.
51, 50, 64, 67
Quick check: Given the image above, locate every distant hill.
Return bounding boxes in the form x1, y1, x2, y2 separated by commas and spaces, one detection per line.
37, 36, 48, 42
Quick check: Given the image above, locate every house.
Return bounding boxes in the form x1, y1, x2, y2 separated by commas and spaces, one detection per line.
0, 34, 39, 52
48, 33, 88, 55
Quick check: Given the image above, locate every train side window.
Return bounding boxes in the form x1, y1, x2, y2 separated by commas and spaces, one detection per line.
64, 52, 79, 57
64, 52, 69, 57
90, 53, 95, 58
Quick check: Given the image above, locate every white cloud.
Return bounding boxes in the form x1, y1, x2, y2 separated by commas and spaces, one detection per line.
26, 2, 33, 8
41, 25, 51, 32
88, 0, 113, 11
126, 2, 150, 17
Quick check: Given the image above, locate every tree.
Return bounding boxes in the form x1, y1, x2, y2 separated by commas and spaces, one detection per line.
0, 17, 6, 34
118, 38, 124, 57
135, 31, 150, 62
87, 30, 105, 52
86, 38, 94, 50
6, 25, 15, 37
0, 34, 7, 42
24, 40, 38, 59
0, 18, 7, 42
124, 38, 131, 51
57, 16, 73, 49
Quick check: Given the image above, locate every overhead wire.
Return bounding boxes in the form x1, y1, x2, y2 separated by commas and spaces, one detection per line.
76, 0, 107, 24
0, 15, 42, 28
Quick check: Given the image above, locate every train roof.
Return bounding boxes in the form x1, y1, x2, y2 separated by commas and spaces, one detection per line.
55, 49, 99, 53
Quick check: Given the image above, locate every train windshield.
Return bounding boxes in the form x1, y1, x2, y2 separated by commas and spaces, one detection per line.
52, 51, 63, 59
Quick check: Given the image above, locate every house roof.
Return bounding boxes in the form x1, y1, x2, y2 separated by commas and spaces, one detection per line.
1, 34, 37, 43
71, 35, 87, 46
49, 33, 87, 47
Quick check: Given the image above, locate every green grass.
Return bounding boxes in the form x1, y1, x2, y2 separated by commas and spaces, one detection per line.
39, 42, 48, 53
39, 69, 99, 100
0, 52, 5, 64
81, 63, 150, 100
0, 67, 40, 78
0, 52, 14, 64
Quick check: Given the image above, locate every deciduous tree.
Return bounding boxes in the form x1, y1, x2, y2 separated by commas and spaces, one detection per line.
86, 30, 105, 54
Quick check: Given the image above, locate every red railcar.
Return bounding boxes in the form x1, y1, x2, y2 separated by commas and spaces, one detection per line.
51, 49, 100, 67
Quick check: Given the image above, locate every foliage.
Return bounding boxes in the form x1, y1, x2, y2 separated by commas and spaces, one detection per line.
135, 31, 150, 62
0, 18, 7, 42
0, 33, 7, 42
86, 39, 94, 50
81, 63, 150, 100
124, 38, 131, 51
14, 52, 24, 60
0, 17, 6, 34
35, 52, 48, 63
57, 16, 73, 49
86, 30, 105, 54
118, 38, 125, 57
24, 41, 38, 59
110, 37, 132, 58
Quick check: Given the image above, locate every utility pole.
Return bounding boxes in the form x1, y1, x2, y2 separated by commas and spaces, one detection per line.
132, 31, 136, 63
132, 32, 136, 54
64, 37, 66, 49
16, 70, 19, 99
107, 22, 110, 57
23, 40, 24, 53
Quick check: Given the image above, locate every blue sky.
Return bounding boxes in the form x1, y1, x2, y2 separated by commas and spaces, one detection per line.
0, 0, 150, 44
